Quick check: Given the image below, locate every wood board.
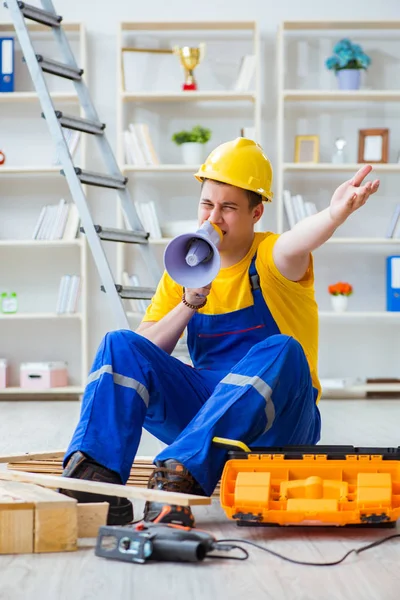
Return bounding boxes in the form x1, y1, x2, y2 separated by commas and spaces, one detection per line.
0, 470, 212, 506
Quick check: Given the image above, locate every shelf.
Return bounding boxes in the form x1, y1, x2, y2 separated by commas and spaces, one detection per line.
324, 238, 400, 245
0, 313, 82, 320
284, 163, 400, 173
283, 90, 400, 102
151, 237, 400, 247
282, 21, 400, 31
0, 386, 84, 398
0, 239, 82, 247
0, 166, 62, 175
323, 383, 400, 395
149, 238, 173, 245
0, 92, 79, 103
0, 22, 82, 33
350, 383, 400, 393
121, 21, 256, 31
319, 311, 400, 320
122, 91, 256, 103
122, 164, 200, 172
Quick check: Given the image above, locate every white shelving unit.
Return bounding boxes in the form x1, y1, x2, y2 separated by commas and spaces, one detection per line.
276, 20, 400, 397
0, 22, 88, 400
116, 20, 261, 325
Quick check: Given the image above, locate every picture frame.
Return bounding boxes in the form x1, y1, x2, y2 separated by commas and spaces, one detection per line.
294, 135, 320, 163
358, 128, 389, 164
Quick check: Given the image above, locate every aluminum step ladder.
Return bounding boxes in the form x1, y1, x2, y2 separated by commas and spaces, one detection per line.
5, 0, 161, 330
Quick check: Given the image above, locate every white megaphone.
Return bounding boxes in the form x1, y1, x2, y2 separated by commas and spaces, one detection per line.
164, 221, 223, 288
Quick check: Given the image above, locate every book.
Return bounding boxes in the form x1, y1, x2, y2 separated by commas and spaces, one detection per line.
283, 190, 296, 229
234, 55, 256, 91
52, 129, 81, 165
62, 204, 80, 240
386, 204, 400, 238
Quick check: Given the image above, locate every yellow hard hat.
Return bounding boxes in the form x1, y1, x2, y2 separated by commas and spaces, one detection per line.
194, 137, 273, 202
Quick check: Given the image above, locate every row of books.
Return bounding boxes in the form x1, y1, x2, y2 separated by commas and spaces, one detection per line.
32, 199, 80, 240
234, 54, 256, 92
283, 191, 318, 229
133, 201, 162, 239
123, 123, 160, 167
56, 275, 81, 314
386, 205, 400, 238
122, 272, 150, 314
53, 129, 81, 165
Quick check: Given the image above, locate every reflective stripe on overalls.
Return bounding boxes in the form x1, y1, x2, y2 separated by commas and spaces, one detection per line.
65, 254, 321, 495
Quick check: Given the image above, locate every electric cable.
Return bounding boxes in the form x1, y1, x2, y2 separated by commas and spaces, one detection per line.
210, 533, 400, 567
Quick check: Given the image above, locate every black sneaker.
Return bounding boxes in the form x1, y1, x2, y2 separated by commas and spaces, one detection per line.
143, 458, 205, 527
59, 451, 133, 526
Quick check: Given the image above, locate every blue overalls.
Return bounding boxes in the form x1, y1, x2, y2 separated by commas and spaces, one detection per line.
65, 254, 321, 496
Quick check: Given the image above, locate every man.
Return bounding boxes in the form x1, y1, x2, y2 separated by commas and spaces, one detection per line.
60, 137, 379, 527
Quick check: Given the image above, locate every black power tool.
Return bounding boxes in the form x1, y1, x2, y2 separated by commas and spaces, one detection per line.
95, 522, 217, 564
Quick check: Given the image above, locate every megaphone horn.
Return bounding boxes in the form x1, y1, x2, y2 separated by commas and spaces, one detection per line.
164, 221, 222, 288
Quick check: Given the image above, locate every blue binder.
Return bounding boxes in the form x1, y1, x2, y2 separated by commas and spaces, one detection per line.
386, 256, 400, 311
0, 37, 14, 93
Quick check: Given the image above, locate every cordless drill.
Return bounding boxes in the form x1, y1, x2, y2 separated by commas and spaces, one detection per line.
95, 522, 217, 564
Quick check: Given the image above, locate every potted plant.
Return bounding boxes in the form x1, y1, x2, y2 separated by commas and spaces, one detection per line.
326, 39, 371, 91
172, 125, 211, 165
328, 281, 353, 312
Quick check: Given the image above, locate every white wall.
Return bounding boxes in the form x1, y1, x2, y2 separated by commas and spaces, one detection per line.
1, 0, 400, 382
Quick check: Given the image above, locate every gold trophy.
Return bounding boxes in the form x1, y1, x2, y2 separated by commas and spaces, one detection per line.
173, 43, 206, 91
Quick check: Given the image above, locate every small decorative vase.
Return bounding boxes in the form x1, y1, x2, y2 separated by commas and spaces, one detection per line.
336, 69, 361, 91
181, 142, 204, 165
331, 294, 348, 313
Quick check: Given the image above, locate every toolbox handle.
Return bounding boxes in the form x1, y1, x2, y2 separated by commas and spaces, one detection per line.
212, 437, 251, 453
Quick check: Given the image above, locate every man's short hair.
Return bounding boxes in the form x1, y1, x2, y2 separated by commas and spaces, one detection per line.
201, 179, 262, 210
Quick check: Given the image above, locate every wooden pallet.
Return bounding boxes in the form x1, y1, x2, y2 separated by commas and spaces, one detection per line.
5, 454, 221, 498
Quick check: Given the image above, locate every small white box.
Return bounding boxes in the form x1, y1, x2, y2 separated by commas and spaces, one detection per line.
20, 361, 68, 390
0, 359, 9, 388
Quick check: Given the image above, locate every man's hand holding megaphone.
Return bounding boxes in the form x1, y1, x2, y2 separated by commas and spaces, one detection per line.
183, 283, 212, 309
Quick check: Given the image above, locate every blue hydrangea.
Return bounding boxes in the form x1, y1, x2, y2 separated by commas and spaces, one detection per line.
326, 38, 371, 71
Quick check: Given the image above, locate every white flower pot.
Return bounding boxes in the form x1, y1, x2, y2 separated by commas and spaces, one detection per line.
331, 295, 348, 313
180, 142, 204, 166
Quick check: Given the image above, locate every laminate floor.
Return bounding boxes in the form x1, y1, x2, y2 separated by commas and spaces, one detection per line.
0, 399, 399, 600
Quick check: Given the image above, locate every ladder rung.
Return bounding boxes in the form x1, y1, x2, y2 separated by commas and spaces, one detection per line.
10, 1, 63, 27
34, 54, 83, 81
52, 111, 106, 135
101, 285, 156, 300
82, 225, 149, 244
62, 168, 128, 190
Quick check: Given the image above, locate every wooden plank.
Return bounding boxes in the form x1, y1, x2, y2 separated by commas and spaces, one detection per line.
0, 450, 66, 464
0, 483, 35, 554
0, 481, 77, 553
5, 458, 221, 498
0, 507, 34, 554
0, 471, 211, 506
77, 503, 109, 538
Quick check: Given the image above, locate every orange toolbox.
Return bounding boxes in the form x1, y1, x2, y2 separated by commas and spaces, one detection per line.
216, 440, 400, 527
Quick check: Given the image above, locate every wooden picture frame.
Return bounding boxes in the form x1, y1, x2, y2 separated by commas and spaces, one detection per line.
358, 129, 389, 164
294, 135, 320, 163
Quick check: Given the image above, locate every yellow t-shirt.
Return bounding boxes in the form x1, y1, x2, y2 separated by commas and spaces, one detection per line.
143, 232, 321, 401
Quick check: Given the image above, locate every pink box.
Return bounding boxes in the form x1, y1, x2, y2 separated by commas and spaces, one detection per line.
0, 359, 9, 388
20, 362, 68, 389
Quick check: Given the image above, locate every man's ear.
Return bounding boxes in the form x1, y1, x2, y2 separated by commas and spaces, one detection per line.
253, 203, 264, 223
